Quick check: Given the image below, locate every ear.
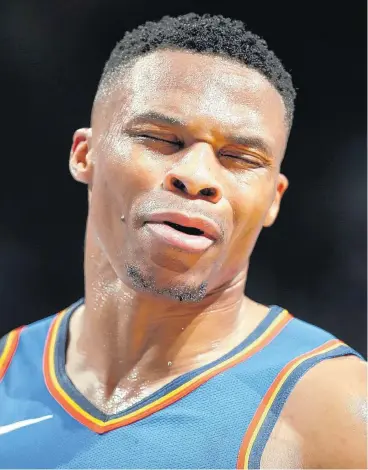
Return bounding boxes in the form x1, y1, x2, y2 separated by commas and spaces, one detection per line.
263, 173, 289, 227
69, 128, 93, 185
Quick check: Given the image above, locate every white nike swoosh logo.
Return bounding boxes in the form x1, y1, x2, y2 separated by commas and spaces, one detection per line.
0, 415, 53, 435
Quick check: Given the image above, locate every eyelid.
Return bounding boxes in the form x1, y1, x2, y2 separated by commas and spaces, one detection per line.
129, 129, 271, 163
221, 147, 270, 162
243, 148, 269, 160
135, 133, 181, 145
133, 132, 181, 144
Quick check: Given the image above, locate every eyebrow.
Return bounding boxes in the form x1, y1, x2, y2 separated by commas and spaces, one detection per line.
127, 111, 186, 128
127, 111, 273, 159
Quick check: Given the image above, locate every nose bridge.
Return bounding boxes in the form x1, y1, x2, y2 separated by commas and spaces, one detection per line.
163, 142, 223, 202
176, 141, 218, 179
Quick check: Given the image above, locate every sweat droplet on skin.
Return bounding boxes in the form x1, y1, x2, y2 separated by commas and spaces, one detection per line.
168, 361, 172, 367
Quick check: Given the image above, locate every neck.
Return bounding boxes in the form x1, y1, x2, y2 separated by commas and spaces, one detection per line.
66, 231, 269, 408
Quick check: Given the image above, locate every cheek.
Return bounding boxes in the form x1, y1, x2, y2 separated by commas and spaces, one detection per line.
87, 137, 132, 246
103, 134, 164, 194
230, 171, 276, 236
90, 135, 165, 234
88, 167, 122, 250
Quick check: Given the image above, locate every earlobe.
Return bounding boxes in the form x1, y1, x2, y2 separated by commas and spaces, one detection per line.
263, 200, 279, 228
263, 174, 289, 228
69, 128, 93, 185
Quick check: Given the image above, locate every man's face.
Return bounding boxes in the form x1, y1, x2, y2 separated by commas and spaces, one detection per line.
77, 50, 289, 301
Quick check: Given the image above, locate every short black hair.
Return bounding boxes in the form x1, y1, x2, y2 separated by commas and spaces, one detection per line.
98, 13, 296, 126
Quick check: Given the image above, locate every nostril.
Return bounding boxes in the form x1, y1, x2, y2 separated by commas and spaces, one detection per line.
167, 176, 220, 200
200, 188, 216, 197
172, 178, 186, 192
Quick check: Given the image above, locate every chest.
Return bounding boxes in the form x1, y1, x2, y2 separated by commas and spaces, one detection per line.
0, 397, 248, 468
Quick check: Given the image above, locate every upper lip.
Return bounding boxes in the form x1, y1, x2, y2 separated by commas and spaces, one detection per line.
146, 211, 221, 241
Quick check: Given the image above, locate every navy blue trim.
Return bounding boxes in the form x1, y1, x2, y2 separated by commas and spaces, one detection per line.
53, 300, 284, 423
248, 345, 363, 469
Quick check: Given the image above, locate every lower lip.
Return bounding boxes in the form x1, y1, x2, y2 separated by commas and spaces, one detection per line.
145, 223, 214, 253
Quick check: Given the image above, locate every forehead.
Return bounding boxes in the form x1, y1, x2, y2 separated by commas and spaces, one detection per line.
99, 50, 288, 155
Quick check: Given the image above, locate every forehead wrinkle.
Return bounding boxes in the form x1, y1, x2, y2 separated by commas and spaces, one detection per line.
125, 91, 277, 153
97, 90, 280, 159
124, 73, 271, 130
124, 53, 284, 130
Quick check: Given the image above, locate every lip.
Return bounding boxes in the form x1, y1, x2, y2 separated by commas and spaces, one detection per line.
145, 211, 221, 241
145, 223, 214, 253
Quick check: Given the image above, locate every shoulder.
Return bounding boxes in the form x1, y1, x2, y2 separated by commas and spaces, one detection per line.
274, 354, 367, 469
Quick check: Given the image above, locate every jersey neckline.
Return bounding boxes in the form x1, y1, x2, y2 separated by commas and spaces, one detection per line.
43, 299, 292, 434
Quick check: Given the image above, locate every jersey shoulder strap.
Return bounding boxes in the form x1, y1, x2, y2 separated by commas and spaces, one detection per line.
237, 314, 364, 469
0, 325, 24, 382
0, 310, 61, 383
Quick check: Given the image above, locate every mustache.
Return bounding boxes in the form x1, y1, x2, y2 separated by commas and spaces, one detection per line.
132, 192, 227, 241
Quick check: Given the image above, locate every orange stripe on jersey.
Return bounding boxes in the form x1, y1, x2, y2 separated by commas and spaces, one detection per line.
0, 326, 24, 382
236, 338, 344, 469
44, 308, 292, 434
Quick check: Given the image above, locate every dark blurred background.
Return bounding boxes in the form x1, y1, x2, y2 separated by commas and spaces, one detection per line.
0, 1, 366, 356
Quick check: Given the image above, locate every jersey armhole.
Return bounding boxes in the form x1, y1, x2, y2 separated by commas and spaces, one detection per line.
0, 326, 24, 382
236, 341, 363, 469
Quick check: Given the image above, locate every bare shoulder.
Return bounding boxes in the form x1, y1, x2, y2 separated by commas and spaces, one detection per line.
262, 355, 367, 469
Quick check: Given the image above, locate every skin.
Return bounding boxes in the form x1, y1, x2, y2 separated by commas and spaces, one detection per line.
68, 50, 367, 468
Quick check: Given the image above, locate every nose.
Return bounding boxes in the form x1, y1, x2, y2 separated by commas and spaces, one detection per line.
163, 143, 223, 203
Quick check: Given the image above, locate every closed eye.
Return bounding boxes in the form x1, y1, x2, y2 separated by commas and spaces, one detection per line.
220, 153, 265, 168
137, 134, 182, 146
219, 148, 271, 168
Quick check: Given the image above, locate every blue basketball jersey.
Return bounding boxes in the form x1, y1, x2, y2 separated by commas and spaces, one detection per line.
0, 299, 362, 468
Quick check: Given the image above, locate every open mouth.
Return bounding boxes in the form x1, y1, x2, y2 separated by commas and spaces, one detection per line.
144, 213, 217, 252
163, 221, 204, 236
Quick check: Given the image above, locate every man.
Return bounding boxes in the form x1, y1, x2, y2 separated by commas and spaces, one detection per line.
0, 13, 366, 469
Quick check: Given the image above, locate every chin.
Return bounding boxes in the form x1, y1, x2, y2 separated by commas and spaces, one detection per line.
124, 262, 209, 303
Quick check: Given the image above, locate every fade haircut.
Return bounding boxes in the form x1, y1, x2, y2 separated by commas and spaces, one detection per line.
96, 13, 296, 127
